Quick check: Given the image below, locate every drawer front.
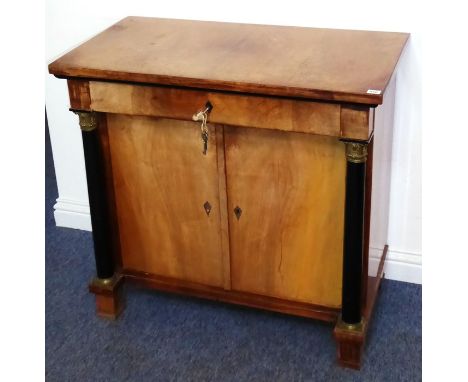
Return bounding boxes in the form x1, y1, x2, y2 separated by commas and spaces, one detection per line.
89, 81, 341, 136
67, 79, 373, 139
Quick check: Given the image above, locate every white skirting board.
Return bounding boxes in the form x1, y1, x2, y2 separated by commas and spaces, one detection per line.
54, 198, 91, 231
53, 198, 422, 285
369, 247, 421, 284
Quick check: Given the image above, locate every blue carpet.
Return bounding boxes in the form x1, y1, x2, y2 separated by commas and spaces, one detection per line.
45, 122, 421, 381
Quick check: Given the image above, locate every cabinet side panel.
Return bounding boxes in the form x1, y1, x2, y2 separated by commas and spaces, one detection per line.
369, 75, 396, 276
107, 115, 225, 287
225, 127, 346, 308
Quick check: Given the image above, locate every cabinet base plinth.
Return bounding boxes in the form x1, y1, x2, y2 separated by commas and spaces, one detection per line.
334, 318, 365, 369
334, 245, 388, 369
89, 274, 125, 319
84, 246, 388, 367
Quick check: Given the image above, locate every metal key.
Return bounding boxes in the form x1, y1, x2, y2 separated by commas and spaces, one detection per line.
199, 112, 208, 155
193, 103, 212, 156
202, 129, 208, 155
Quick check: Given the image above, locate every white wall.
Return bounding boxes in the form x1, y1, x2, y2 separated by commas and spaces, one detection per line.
45, 0, 422, 284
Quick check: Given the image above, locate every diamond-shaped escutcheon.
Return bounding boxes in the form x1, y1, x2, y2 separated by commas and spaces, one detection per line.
234, 206, 242, 220
203, 201, 212, 216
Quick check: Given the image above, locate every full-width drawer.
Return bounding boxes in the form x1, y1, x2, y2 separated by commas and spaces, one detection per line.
68, 79, 373, 139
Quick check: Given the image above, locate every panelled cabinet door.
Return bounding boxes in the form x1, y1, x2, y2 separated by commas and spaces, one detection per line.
107, 114, 226, 288
224, 126, 346, 308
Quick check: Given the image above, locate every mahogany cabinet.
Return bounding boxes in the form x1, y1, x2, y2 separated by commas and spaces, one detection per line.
49, 16, 409, 369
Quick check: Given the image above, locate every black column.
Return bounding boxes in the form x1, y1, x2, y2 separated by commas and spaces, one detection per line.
341, 142, 367, 325
77, 111, 114, 280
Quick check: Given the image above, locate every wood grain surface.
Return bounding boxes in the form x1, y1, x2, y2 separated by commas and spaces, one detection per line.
340, 105, 374, 140
89, 81, 342, 137
224, 126, 346, 307
49, 16, 409, 104
215, 126, 231, 290
107, 114, 226, 288
67, 79, 91, 110
124, 269, 340, 322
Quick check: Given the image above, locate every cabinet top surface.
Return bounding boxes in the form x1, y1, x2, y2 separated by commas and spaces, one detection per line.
49, 16, 409, 105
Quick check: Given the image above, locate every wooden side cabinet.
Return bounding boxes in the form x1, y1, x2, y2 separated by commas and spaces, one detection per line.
49, 17, 409, 369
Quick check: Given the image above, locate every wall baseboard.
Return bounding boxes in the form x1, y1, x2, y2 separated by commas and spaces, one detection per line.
54, 198, 91, 231
53, 199, 422, 284
369, 247, 421, 284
